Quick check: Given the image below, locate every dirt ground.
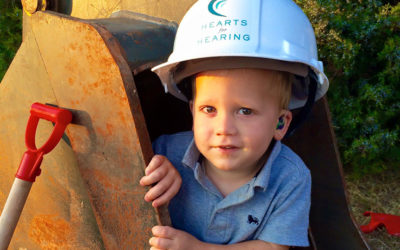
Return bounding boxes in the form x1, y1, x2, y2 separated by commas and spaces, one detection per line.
345, 169, 400, 250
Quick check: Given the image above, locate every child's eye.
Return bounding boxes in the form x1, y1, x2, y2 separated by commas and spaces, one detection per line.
200, 106, 216, 114
238, 107, 252, 115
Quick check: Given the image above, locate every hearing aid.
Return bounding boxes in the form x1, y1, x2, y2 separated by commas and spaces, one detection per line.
276, 116, 285, 130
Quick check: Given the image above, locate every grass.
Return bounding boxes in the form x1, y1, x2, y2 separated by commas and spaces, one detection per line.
345, 168, 400, 250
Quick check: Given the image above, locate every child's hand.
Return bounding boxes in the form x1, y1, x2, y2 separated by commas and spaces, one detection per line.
149, 226, 203, 250
140, 155, 182, 208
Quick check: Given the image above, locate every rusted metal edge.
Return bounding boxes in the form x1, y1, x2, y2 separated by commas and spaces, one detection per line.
85, 19, 172, 227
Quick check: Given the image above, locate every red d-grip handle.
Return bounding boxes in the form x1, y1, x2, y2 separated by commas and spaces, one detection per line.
25, 103, 72, 153
16, 103, 72, 182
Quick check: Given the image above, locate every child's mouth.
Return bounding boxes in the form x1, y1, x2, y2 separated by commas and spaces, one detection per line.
214, 145, 239, 151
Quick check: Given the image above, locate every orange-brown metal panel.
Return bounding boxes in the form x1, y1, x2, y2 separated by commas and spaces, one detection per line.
28, 11, 159, 248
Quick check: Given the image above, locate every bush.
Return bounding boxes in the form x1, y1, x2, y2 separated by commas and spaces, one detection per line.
0, 0, 22, 81
295, 0, 400, 176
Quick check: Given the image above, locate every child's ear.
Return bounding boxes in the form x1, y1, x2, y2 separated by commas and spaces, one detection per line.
273, 110, 292, 141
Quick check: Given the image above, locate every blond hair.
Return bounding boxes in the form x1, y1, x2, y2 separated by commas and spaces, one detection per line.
189, 69, 293, 109
267, 70, 293, 110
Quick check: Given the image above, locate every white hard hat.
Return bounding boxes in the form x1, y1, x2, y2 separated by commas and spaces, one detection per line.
152, 0, 329, 109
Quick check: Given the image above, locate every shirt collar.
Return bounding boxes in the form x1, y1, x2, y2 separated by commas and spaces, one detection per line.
181, 138, 282, 192
253, 140, 282, 191
182, 139, 201, 169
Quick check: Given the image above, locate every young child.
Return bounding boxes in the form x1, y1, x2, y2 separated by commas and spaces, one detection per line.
140, 0, 329, 249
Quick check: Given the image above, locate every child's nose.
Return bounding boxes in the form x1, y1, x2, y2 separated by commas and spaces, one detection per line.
215, 112, 237, 136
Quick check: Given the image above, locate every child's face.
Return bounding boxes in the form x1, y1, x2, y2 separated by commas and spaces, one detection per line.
191, 68, 289, 175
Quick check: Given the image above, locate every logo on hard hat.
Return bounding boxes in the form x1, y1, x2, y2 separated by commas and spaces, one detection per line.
199, 0, 251, 45
208, 0, 227, 17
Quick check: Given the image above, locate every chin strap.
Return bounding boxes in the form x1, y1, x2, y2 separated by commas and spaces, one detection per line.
285, 68, 318, 138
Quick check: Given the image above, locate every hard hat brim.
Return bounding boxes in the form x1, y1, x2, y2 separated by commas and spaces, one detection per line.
152, 56, 329, 109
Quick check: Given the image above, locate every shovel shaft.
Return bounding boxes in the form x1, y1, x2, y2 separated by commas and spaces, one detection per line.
0, 178, 32, 249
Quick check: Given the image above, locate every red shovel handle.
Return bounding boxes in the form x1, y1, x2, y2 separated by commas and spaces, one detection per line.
16, 103, 72, 182
25, 102, 72, 153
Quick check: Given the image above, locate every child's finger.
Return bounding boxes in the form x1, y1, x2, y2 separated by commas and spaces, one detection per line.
139, 175, 153, 186
140, 163, 168, 186
149, 236, 172, 249
152, 226, 176, 239
145, 155, 165, 175
144, 173, 174, 202
152, 178, 181, 207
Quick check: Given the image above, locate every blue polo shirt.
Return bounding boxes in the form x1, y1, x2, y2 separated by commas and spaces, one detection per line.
153, 131, 311, 247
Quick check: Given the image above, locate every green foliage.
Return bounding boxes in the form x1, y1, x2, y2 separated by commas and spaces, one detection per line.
0, 0, 22, 81
295, 0, 400, 175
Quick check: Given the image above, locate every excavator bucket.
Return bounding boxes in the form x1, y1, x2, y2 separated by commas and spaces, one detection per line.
0, 0, 369, 249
